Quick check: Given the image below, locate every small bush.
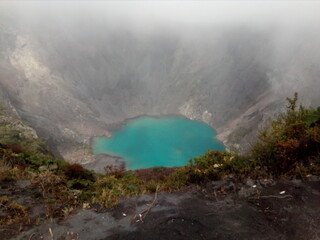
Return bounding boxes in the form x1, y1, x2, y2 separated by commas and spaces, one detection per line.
94, 172, 145, 207
183, 151, 228, 184
163, 168, 188, 191
145, 182, 158, 193
0, 160, 29, 182
64, 163, 94, 181
251, 92, 320, 175
0, 196, 29, 225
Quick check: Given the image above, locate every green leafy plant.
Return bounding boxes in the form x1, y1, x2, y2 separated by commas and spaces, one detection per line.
251, 92, 320, 175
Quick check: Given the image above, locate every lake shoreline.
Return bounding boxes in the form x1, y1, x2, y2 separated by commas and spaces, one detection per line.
91, 115, 226, 171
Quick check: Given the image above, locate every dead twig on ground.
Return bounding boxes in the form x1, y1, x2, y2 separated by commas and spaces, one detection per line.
0, 227, 17, 232
28, 233, 35, 240
250, 194, 293, 200
131, 186, 159, 224
49, 227, 54, 240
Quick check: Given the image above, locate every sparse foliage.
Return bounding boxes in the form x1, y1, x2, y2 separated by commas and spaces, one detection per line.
251, 92, 320, 175
0, 94, 319, 220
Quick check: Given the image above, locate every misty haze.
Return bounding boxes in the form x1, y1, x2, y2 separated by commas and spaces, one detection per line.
0, 1, 320, 239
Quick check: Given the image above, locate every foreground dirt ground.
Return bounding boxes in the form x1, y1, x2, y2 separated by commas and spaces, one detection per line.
1, 177, 320, 240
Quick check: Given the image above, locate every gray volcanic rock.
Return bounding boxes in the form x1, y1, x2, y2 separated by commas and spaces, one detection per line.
11, 178, 320, 240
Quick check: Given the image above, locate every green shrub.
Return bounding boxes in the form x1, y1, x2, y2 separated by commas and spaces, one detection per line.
67, 178, 92, 189
251, 92, 320, 175
145, 182, 158, 193
94, 172, 144, 207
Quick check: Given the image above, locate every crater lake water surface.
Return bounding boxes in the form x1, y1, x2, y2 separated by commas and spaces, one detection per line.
92, 116, 225, 170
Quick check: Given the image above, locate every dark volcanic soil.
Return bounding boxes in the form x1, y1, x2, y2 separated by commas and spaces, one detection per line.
2, 177, 320, 240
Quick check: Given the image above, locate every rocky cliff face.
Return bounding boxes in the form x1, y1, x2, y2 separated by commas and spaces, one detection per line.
0, 3, 319, 166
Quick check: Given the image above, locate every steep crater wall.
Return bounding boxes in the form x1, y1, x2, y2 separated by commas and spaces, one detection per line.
0, 8, 320, 167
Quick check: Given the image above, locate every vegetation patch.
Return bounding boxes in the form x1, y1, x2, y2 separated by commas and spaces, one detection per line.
251, 93, 320, 176
0, 196, 29, 225
0, 93, 319, 213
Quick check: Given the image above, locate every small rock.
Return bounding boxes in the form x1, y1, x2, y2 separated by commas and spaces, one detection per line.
238, 186, 256, 197
279, 191, 286, 195
206, 179, 228, 191
48, 164, 58, 170
259, 179, 274, 187
213, 164, 222, 168
16, 180, 31, 188
39, 166, 48, 172
291, 179, 302, 185
44, 193, 55, 199
246, 178, 255, 187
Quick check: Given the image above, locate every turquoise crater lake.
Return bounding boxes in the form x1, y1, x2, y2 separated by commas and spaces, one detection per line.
92, 116, 225, 170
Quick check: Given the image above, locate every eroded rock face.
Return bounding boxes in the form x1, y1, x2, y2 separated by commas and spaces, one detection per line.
0, 3, 320, 165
